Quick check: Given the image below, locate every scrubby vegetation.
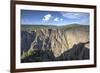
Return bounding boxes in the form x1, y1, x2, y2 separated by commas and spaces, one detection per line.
21, 49, 33, 60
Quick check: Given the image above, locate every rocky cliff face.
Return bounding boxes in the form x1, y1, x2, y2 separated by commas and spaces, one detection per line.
21, 24, 89, 62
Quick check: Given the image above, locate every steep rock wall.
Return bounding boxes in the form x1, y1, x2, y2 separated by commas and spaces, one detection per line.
21, 25, 89, 57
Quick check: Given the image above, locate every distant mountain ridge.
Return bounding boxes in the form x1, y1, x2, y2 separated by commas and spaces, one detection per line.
21, 24, 89, 31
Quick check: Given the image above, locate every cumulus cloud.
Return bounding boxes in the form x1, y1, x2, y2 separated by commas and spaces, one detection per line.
42, 14, 64, 24
54, 17, 63, 22
61, 12, 87, 19
42, 14, 52, 22
60, 18, 63, 21
54, 17, 59, 21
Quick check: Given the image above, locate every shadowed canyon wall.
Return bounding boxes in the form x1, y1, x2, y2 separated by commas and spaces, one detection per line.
21, 25, 89, 62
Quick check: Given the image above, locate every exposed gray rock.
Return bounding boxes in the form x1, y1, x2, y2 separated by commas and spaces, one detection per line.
21, 31, 36, 54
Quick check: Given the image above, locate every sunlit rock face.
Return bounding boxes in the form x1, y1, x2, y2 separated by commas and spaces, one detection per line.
21, 25, 89, 58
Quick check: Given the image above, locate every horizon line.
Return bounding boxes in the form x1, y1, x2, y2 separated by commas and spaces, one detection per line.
21, 23, 89, 26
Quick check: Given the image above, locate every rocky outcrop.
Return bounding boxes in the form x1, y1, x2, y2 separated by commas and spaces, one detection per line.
21, 31, 36, 54
56, 41, 89, 61
21, 42, 89, 62
21, 25, 89, 62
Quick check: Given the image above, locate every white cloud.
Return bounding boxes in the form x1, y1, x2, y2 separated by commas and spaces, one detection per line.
60, 18, 63, 21
54, 17, 63, 22
42, 14, 52, 22
61, 12, 87, 19
54, 17, 59, 21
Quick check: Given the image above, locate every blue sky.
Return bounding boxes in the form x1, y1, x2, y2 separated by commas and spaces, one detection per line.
21, 10, 90, 26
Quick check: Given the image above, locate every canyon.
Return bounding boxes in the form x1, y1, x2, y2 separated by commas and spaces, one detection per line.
21, 24, 89, 62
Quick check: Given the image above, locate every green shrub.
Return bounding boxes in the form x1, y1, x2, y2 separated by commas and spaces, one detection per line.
21, 49, 33, 60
